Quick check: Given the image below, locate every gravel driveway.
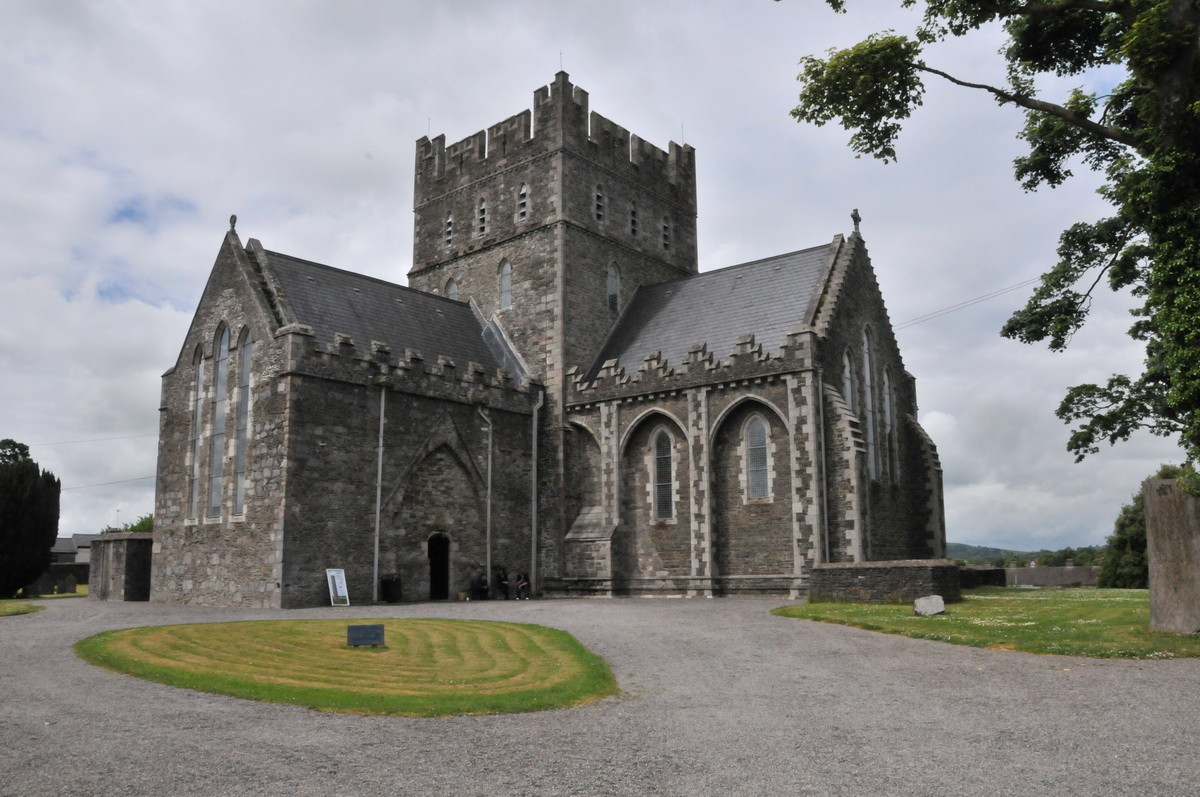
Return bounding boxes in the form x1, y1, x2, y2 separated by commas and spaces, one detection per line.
2, 596, 1197, 796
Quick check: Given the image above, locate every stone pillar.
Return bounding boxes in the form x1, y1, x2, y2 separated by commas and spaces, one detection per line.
89, 532, 153, 601
1143, 479, 1200, 634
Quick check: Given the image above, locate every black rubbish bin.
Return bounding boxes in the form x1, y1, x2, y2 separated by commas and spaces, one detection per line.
380, 574, 403, 603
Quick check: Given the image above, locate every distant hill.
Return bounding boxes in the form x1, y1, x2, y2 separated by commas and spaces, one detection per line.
945, 542, 1033, 565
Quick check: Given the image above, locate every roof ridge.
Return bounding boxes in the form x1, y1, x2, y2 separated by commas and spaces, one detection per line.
263, 250, 469, 307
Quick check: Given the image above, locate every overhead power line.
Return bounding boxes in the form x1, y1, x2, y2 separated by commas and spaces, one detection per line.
61, 475, 154, 491
893, 277, 1041, 331
32, 433, 157, 447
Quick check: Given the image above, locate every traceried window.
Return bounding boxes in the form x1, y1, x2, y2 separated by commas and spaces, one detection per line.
188, 346, 205, 519
445, 278, 459, 302
208, 326, 230, 518
594, 184, 605, 222
477, 198, 487, 235
607, 263, 620, 313
842, 350, 857, 413
862, 328, 878, 480
662, 216, 671, 250
746, 416, 769, 500
629, 202, 638, 237
517, 183, 528, 222
654, 429, 674, 520
444, 213, 453, 248
234, 330, 253, 515
499, 260, 512, 310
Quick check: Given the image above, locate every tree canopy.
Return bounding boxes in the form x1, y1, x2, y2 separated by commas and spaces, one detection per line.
787, 0, 1200, 463
0, 440, 61, 598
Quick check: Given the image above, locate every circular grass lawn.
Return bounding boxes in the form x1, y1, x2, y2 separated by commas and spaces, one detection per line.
75, 618, 617, 716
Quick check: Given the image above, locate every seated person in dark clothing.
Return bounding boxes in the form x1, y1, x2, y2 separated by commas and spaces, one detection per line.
496, 567, 511, 599
515, 571, 530, 599
469, 571, 489, 600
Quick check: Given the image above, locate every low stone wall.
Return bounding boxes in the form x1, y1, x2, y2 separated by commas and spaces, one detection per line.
810, 560, 961, 604
1143, 478, 1200, 633
959, 566, 1006, 589
89, 533, 153, 601
1005, 566, 1098, 588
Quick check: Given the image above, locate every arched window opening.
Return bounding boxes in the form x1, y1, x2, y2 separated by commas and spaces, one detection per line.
654, 429, 673, 519
862, 328, 878, 480
208, 326, 230, 518
445, 278, 459, 302
842, 350, 857, 413
607, 263, 620, 313
499, 260, 512, 310
476, 198, 487, 236
884, 369, 898, 483
188, 346, 205, 519
444, 213, 453, 248
234, 330, 253, 515
629, 202, 638, 237
662, 216, 671, 250
594, 184, 605, 222
746, 416, 769, 500
517, 183, 528, 222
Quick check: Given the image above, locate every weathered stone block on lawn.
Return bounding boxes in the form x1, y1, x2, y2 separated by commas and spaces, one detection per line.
810, 559, 961, 604
914, 595, 945, 616
1143, 478, 1200, 634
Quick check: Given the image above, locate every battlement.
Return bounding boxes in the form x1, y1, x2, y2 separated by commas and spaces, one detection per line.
568, 329, 816, 405
415, 72, 695, 204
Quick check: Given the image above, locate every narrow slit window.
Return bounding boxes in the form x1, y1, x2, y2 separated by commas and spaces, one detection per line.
595, 184, 604, 222
499, 260, 512, 310
629, 202, 638, 237
654, 430, 673, 519
746, 417, 769, 499
842, 350, 856, 413
662, 216, 671, 250
477, 198, 487, 235
517, 183, 528, 222
208, 326, 229, 518
234, 331, 252, 515
862, 328, 878, 480
607, 263, 620, 313
444, 213, 453, 248
188, 346, 205, 519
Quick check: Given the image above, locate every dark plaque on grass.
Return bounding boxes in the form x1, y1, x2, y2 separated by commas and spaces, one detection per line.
347, 624, 385, 647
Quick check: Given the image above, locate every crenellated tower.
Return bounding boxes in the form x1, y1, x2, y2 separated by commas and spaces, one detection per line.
409, 72, 698, 414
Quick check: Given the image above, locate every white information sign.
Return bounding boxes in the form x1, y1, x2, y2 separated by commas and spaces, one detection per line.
326, 568, 350, 606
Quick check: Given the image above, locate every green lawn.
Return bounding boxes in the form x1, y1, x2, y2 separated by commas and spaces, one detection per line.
774, 587, 1200, 659
0, 602, 44, 616
76, 618, 618, 716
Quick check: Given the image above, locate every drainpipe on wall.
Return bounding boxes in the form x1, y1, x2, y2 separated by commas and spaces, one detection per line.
530, 387, 544, 595
373, 383, 386, 603
477, 406, 493, 592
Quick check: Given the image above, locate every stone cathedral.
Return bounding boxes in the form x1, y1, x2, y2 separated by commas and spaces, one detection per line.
151, 73, 946, 608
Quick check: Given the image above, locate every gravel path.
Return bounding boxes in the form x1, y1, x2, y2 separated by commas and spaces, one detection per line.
2, 596, 1197, 796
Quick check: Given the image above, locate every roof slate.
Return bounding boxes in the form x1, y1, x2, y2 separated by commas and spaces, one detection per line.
589, 244, 834, 378
263, 251, 501, 372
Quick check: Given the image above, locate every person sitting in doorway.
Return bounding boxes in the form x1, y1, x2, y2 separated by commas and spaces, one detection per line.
515, 571, 530, 600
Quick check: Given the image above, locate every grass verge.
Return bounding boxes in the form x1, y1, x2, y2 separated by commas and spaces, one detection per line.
773, 587, 1200, 659
0, 602, 44, 617
75, 618, 618, 716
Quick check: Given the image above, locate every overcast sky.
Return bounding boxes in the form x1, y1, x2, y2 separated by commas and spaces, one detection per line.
1, 1, 1182, 552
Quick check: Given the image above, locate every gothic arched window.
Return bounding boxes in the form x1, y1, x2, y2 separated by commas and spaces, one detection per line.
234, 329, 253, 515
862, 328, 878, 480
188, 345, 205, 519
445, 278, 459, 302
842, 350, 857, 413
607, 263, 620, 313
746, 415, 770, 500
884, 368, 897, 483
208, 326, 230, 518
654, 429, 674, 519
499, 260, 512, 310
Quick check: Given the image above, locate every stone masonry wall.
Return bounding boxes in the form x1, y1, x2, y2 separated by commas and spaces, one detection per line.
810, 560, 962, 604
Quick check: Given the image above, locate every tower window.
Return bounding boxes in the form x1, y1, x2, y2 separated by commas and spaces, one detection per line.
607, 263, 620, 313
517, 183, 528, 222
595, 185, 604, 222
630, 203, 638, 237
499, 260, 511, 310
654, 429, 673, 520
446, 278, 459, 302
444, 213, 453, 248
662, 216, 671, 250
477, 198, 487, 236
746, 416, 770, 500
208, 326, 230, 518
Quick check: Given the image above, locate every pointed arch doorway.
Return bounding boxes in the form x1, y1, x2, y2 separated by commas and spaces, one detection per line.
428, 532, 451, 600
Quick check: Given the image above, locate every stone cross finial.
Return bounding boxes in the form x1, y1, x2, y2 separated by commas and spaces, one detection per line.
851, 208, 861, 234
229, 214, 237, 233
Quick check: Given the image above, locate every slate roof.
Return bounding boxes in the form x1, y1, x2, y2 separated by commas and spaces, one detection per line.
71, 533, 99, 548
51, 538, 77, 555
589, 244, 834, 378
263, 251, 502, 372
